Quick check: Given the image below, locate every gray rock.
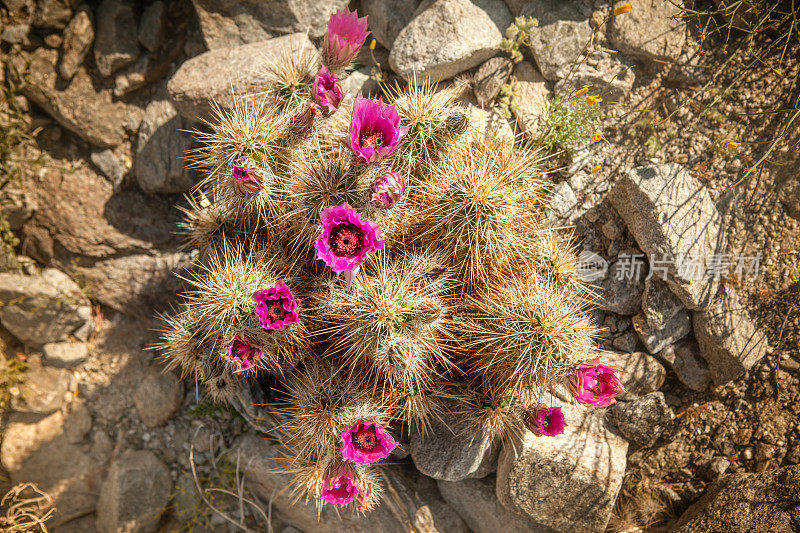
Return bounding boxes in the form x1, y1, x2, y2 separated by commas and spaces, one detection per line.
33, 0, 73, 29
464, 104, 516, 144
362, 0, 420, 48
610, 0, 686, 62
167, 33, 317, 120
658, 340, 711, 391
340, 67, 380, 98
97, 450, 172, 533
608, 164, 725, 310
503, 0, 529, 15
671, 465, 800, 532
632, 308, 691, 354
512, 60, 551, 135
59, 7, 94, 80
0, 268, 92, 347
521, 0, 593, 81
237, 433, 468, 533
554, 51, 636, 102
192, 0, 350, 49
496, 397, 628, 533
473, 56, 514, 105
113, 55, 150, 97
389, 0, 512, 81
138, 1, 166, 52
133, 367, 184, 427
135, 100, 195, 194
1, 23, 30, 44
94, 0, 140, 77
642, 276, 686, 329
43, 341, 89, 368
612, 392, 673, 446
438, 476, 547, 533
1, 402, 111, 530
0, 183, 36, 230
90, 149, 125, 189
597, 255, 646, 315
410, 412, 499, 482
612, 330, 638, 352
7, 48, 134, 148
548, 180, 582, 222
693, 285, 768, 385
602, 350, 666, 395
11, 361, 73, 413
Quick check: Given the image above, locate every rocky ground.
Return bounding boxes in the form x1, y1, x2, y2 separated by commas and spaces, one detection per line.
0, 0, 799, 532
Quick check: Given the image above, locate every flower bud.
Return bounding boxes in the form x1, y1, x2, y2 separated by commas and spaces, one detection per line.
232, 166, 263, 196
371, 171, 405, 208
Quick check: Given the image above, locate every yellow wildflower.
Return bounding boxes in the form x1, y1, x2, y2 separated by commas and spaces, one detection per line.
614, 4, 632, 15
591, 133, 603, 143
726, 141, 741, 150
592, 164, 602, 173
586, 95, 602, 105
574, 87, 589, 97
369, 39, 376, 50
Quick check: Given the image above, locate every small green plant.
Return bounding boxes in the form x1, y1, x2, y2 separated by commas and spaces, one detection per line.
535, 93, 600, 153
0, 356, 27, 413
500, 16, 539, 63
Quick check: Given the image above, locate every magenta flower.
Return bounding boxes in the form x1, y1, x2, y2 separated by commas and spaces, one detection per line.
321, 469, 358, 506
371, 170, 405, 208
340, 419, 398, 466
570, 360, 625, 407
348, 97, 408, 164
225, 335, 262, 373
323, 8, 369, 71
525, 406, 565, 437
313, 67, 345, 113
315, 203, 384, 276
232, 166, 262, 196
252, 281, 299, 331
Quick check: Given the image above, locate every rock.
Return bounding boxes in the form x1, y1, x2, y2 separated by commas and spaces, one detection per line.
97, 450, 172, 533
389, 0, 512, 81
473, 56, 514, 105
410, 411, 499, 482
237, 433, 468, 533
496, 397, 628, 532
12, 360, 73, 413
7, 49, 134, 148
608, 164, 725, 311
0, 268, 92, 347
1, 402, 112, 529
554, 51, 635, 102
465, 104, 516, 144
632, 308, 691, 354
667, 47, 704, 86
438, 476, 546, 533
43, 341, 89, 368
597, 254, 646, 315
33, 0, 73, 29
602, 350, 666, 395
135, 100, 195, 194
612, 330, 638, 352
521, 0, 593, 81
192, 0, 350, 50
59, 7, 94, 80
167, 33, 317, 120
362, 0, 420, 48
612, 392, 673, 446
708, 456, 729, 479
0, 182, 36, 231
94, 0, 139, 77
659, 340, 711, 391
512, 61, 550, 135
133, 366, 184, 427
138, 1, 166, 52
693, 285, 768, 385
671, 465, 800, 532
1, 23, 30, 44
610, 0, 686, 62
548, 180, 582, 222
90, 149, 125, 189
340, 67, 380, 98
641, 276, 686, 330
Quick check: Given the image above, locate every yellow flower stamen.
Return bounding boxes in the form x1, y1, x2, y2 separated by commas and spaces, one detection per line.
591, 133, 603, 143
586, 95, 602, 105
369, 39, 376, 50
592, 164, 602, 173
726, 141, 741, 150
614, 4, 632, 15
574, 87, 589, 97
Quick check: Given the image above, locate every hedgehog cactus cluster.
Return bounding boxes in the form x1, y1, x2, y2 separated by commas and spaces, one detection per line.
159, 8, 624, 512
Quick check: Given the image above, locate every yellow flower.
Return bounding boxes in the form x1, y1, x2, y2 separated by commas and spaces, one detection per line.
792, 274, 799, 283
726, 141, 741, 149
614, 4, 632, 15
749, 166, 758, 174
592, 164, 602, 173
574, 87, 589, 97
369, 39, 376, 50
591, 133, 603, 143
586, 95, 602, 105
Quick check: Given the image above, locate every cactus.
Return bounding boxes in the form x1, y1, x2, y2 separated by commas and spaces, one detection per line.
158, 7, 625, 514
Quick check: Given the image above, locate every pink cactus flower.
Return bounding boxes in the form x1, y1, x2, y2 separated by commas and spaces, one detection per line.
340, 419, 398, 466
525, 406, 565, 437
252, 281, 299, 331
315, 203, 384, 276
570, 359, 625, 407
313, 67, 345, 113
232, 166, 262, 196
289, 102, 321, 136
225, 335, 262, 373
321, 469, 358, 506
323, 8, 369, 71
371, 170, 405, 208
348, 97, 408, 164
